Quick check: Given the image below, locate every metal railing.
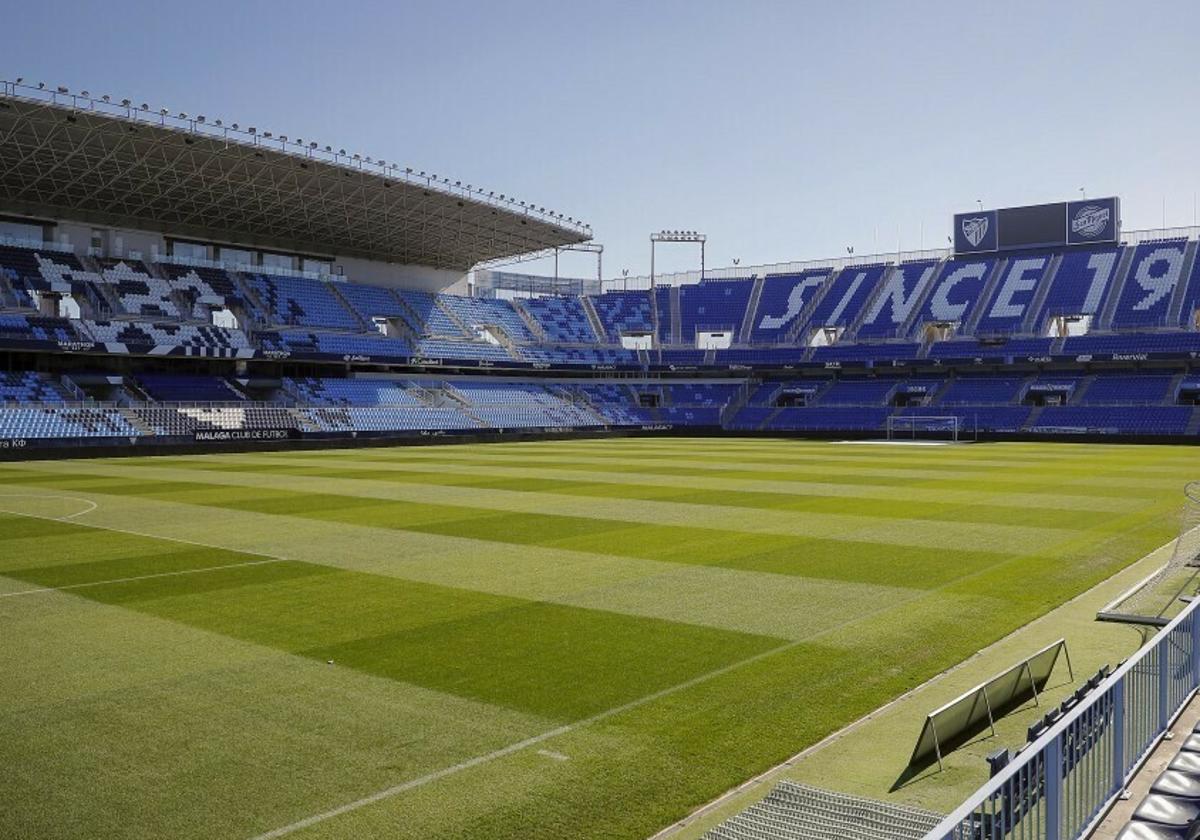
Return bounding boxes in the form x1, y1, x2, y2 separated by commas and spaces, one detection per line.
926, 596, 1200, 840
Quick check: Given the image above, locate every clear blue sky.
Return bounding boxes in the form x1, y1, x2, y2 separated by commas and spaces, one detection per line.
6, 0, 1200, 277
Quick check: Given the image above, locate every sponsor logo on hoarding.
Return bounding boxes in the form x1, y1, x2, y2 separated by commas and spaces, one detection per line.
961, 216, 990, 248
194, 429, 289, 442
1071, 205, 1110, 239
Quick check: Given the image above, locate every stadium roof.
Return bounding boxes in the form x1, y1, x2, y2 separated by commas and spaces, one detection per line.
0, 81, 591, 271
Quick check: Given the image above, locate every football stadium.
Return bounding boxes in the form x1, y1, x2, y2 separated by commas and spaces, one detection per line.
6, 6, 1200, 840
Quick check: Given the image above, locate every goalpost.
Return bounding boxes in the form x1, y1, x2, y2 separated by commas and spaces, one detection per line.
885, 415, 961, 443
1098, 481, 1200, 626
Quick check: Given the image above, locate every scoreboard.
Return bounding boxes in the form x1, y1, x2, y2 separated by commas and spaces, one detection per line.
953, 197, 1119, 255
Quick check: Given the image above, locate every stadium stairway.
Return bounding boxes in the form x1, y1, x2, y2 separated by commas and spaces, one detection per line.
116, 407, 156, 436
897, 260, 949, 339
1098, 246, 1138, 331
1023, 404, 1046, 430
1021, 252, 1064, 333
961, 257, 1008, 336
670, 285, 682, 344
580, 295, 608, 342
1166, 240, 1199, 326
511, 298, 550, 342
326, 282, 375, 332
1187, 407, 1200, 436
1071, 374, 1098, 405
436, 296, 474, 337
701, 781, 943, 840
843, 266, 892, 341
737, 276, 766, 343
719, 379, 757, 426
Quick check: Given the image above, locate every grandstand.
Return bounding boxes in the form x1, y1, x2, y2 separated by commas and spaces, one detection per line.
7, 71, 1200, 840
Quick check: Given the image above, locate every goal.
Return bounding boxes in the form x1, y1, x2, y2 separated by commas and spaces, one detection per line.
885, 415, 961, 442
1098, 481, 1200, 626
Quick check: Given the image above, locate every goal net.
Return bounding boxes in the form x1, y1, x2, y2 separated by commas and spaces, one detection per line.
885, 415, 960, 442
1098, 481, 1200, 626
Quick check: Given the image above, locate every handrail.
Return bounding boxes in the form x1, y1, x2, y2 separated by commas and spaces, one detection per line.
926, 595, 1200, 839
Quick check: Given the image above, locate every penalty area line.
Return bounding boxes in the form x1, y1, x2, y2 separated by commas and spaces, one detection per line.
0, 557, 287, 599
0, 505, 293, 599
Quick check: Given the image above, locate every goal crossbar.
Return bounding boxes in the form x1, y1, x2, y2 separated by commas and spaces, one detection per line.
885, 415, 961, 442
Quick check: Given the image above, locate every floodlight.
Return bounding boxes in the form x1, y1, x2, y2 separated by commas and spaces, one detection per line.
57, 86, 68, 94
14, 77, 22, 84
262, 131, 272, 138
196, 115, 205, 124
338, 149, 346, 155
37, 82, 45, 89
178, 112, 187, 119
80, 90, 90, 97
405, 167, 412, 174
101, 95, 110, 103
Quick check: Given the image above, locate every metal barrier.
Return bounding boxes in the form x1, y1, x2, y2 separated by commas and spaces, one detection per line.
926, 598, 1200, 840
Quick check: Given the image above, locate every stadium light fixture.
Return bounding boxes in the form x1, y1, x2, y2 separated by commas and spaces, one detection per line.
57, 86, 68, 94
80, 90, 90, 97
262, 131, 272, 139
37, 82, 45, 90
14, 77, 22, 84
101, 95, 110, 103
121, 99, 130, 107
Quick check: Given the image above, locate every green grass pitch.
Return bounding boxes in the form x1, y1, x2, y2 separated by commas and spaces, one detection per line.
1, 438, 1197, 839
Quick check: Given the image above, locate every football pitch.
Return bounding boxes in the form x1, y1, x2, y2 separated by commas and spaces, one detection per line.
1, 438, 1197, 839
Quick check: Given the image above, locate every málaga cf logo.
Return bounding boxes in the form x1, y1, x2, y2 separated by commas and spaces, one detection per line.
961, 216, 989, 248
1072, 205, 1110, 239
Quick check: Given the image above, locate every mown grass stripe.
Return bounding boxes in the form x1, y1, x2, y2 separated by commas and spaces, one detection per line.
8, 461, 1093, 554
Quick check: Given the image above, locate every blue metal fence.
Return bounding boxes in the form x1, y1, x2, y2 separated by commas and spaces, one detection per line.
926, 599, 1200, 840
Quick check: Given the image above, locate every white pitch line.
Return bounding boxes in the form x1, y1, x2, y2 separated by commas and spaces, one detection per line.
0, 504, 293, 600
0, 557, 286, 599
252, 509, 1187, 840
0, 504, 290, 562
0, 493, 98, 519
250, 636, 806, 840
